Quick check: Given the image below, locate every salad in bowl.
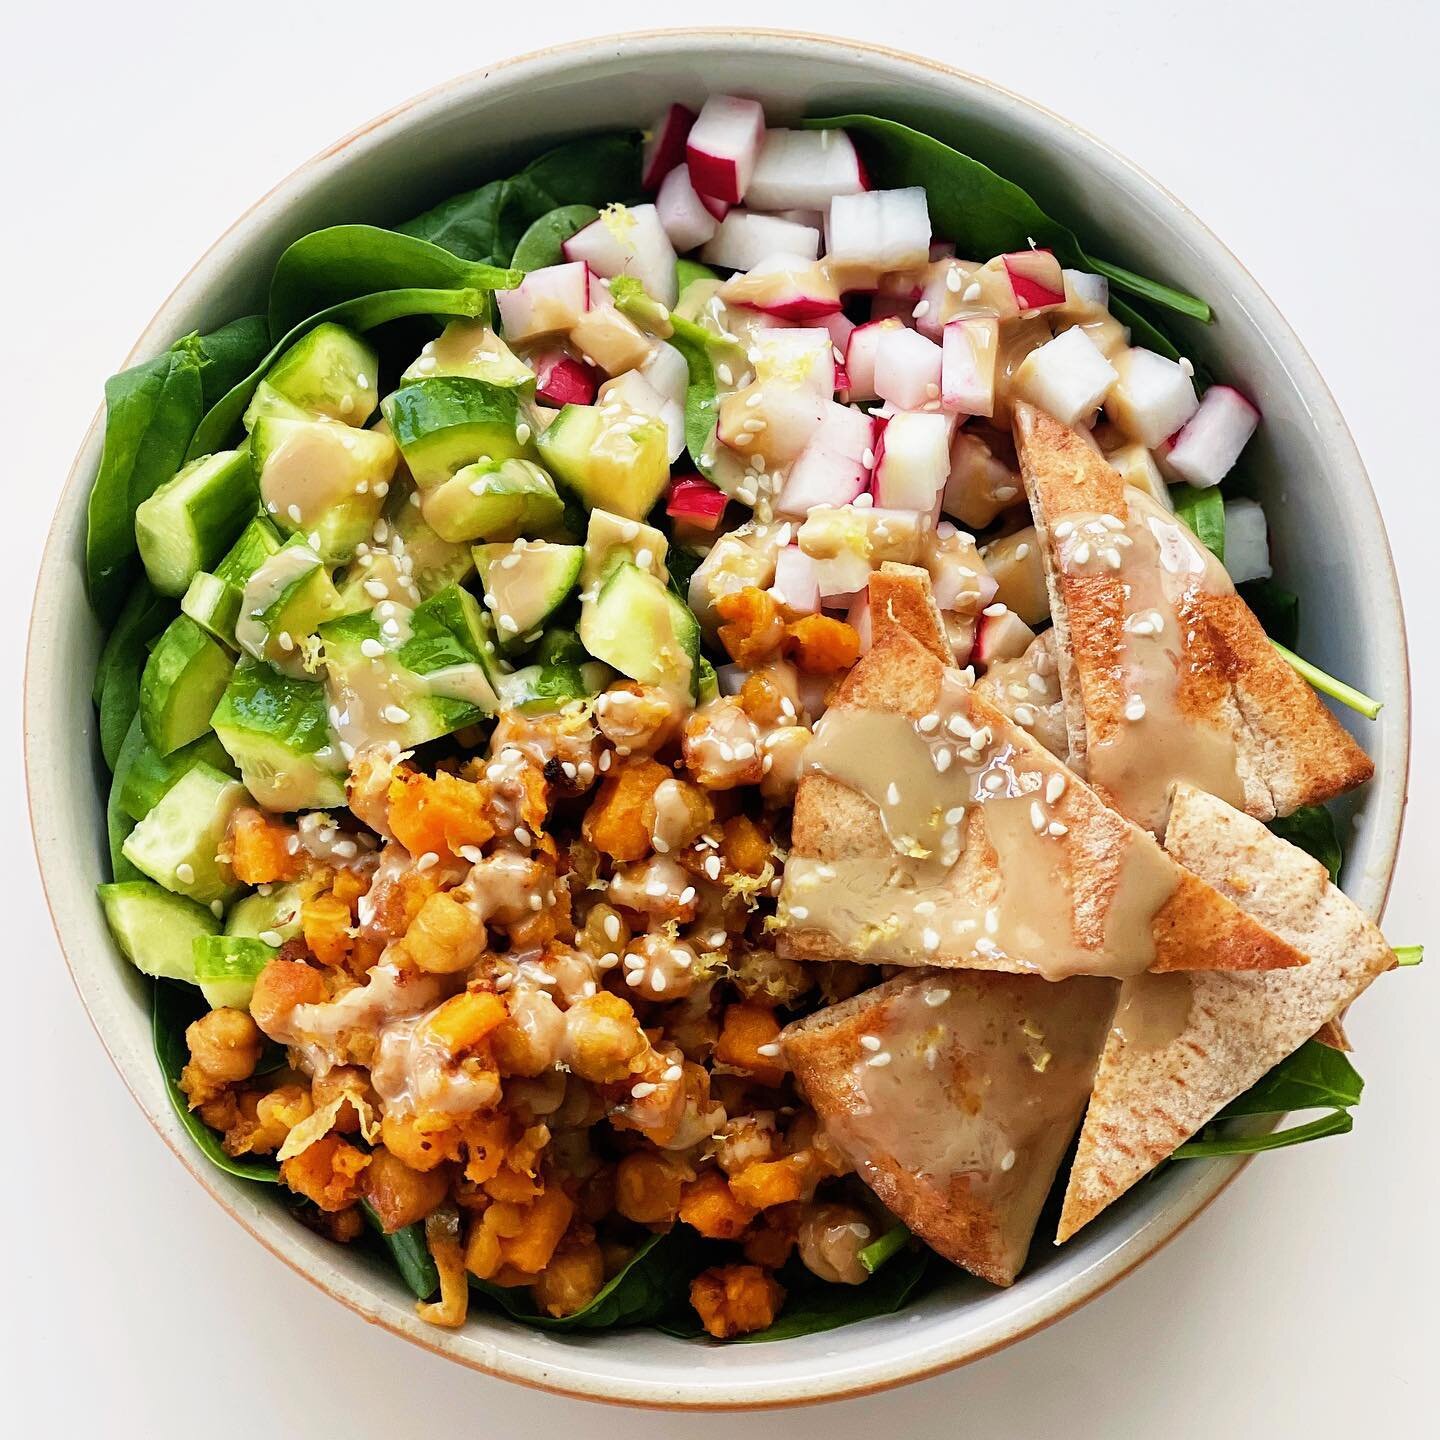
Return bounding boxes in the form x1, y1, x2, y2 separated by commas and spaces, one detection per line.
83, 89, 1416, 1347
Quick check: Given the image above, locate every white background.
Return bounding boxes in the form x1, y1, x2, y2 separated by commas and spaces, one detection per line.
3, 3, 1435, 1435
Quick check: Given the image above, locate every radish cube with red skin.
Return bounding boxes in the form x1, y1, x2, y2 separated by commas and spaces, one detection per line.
913, 260, 969, 340
1221, 497, 1271, 583
821, 310, 855, 356
941, 315, 999, 418
1063, 269, 1109, 310
874, 327, 943, 411
744, 128, 867, 212
1106, 347, 1200, 448
697, 190, 732, 222
809, 401, 875, 465
873, 411, 952, 510
974, 609, 1037, 666
700, 213, 821, 271
1165, 385, 1259, 488
777, 445, 868, 516
686, 95, 766, 206
751, 328, 836, 395
717, 379, 827, 465
720, 255, 840, 321
1014, 327, 1118, 426
772, 546, 822, 615
667, 475, 729, 531
826, 188, 931, 271
656, 165, 718, 252
641, 104, 696, 190
563, 205, 678, 307
531, 349, 596, 407
1001, 250, 1066, 311
946, 614, 977, 668
846, 590, 873, 653
842, 318, 904, 403
495, 261, 589, 342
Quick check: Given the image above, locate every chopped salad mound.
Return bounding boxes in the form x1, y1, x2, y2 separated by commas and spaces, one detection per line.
86, 96, 1406, 1343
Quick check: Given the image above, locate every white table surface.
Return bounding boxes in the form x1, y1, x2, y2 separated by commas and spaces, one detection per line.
4, 3, 1435, 1434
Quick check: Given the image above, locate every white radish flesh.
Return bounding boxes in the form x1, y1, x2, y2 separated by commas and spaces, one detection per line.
744, 128, 867, 211
1166, 385, 1260, 488
777, 444, 868, 516
563, 205, 678, 307
941, 316, 998, 417
974, 609, 1037, 665
717, 380, 827, 465
1106, 347, 1200, 448
943, 428, 1022, 529
750, 327, 836, 396
719, 254, 839, 320
771, 546, 822, 615
700, 213, 821, 271
641, 104, 696, 190
1001, 249, 1066, 311
873, 328, 943, 411
1063, 268, 1109, 310
826, 188, 931, 271
686, 95, 766, 206
1221, 497, 1271, 583
873, 411, 952, 510
656, 165, 718, 253
1014, 327, 1118, 426
495, 261, 589, 342
841, 318, 904, 403
809, 401, 875, 464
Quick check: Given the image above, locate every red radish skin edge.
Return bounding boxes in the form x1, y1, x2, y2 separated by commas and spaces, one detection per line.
534, 355, 596, 408
641, 104, 696, 191
1002, 250, 1066, 310
666, 476, 728, 530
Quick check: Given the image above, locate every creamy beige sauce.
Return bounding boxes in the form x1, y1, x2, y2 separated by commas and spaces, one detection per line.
261, 421, 378, 530
236, 543, 323, 665
371, 1002, 500, 1117
422, 662, 500, 712
1110, 970, 1194, 1051
650, 778, 697, 854
1060, 490, 1246, 833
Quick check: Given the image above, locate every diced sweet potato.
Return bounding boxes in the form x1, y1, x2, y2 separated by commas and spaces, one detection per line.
387, 770, 495, 859
229, 808, 300, 885
380, 1110, 464, 1172
280, 1134, 370, 1212
679, 1170, 758, 1240
783, 615, 860, 673
500, 1186, 576, 1274
301, 891, 353, 968
424, 990, 507, 1055
720, 814, 772, 876
615, 1151, 687, 1225
331, 867, 368, 912
363, 1146, 450, 1232
689, 1264, 785, 1338
581, 757, 671, 862
714, 1003, 787, 1086
728, 1158, 808, 1211
461, 1111, 513, 1185
716, 586, 786, 668
484, 1166, 543, 1205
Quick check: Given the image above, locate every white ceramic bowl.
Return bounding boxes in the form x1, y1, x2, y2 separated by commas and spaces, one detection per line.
27, 29, 1410, 1410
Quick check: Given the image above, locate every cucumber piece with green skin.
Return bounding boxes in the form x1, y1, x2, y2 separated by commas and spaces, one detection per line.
423, 457, 564, 544
319, 583, 505, 755
474, 539, 583, 648
501, 660, 611, 713
579, 561, 699, 699
242, 380, 313, 429
675, 259, 719, 297
382, 377, 533, 492
251, 415, 396, 563
121, 762, 246, 905
246, 322, 380, 427
536, 404, 670, 521
580, 508, 669, 591
181, 517, 283, 647
402, 319, 535, 393
227, 885, 304, 943
135, 448, 258, 597
607, 275, 673, 337
211, 658, 346, 813
697, 655, 720, 705
234, 539, 344, 674
193, 936, 277, 1009
535, 627, 588, 667
140, 615, 236, 754
99, 881, 219, 983
116, 712, 238, 822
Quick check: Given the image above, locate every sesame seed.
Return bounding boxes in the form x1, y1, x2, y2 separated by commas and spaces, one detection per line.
868, 1051, 893, 1068
935, 749, 953, 773
176, 863, 195, 885
514, 826, 533, 847
1000, 1149, 1017, 1172
1030, 801, 1046, 832
631, 1082, 658, 1099
257, 929, 282, 946
416, 851, 439, 872
756, 1042, 782, 1058
382, 704, 410, 724
859, 1034, 882, 1051
946, 269, 963, 293
788, 905, 809, 921
360, 638, 385, 658
210, 900, 225, 918
885, 782, 900, 805
1054, 520, 1075, 540
662, 1063, 685, 1082
917, 712, 940, 733
924, 987, 951, 1007
1124, 696, 1147, 721
1048, 821, 1069, 836
922, 928, 940, 951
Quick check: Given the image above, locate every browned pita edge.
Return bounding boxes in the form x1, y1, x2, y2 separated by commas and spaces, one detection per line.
783, 967, 1116, 1285
779, 628, 1307, 975
868, 562, 953, 665
1056, 782, 1396, 1242
1312, 1016, 1352, 1052
1012, 402, 1374, 825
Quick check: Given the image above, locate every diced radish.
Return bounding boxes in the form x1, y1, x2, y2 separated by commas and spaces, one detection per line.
715, 662, 747, 697
979, 527, 1048, 625
750, 327, 836, 395
815, 549, 873, 600
771, 546, 822, 615
666, 475, 729, 531
700, 213, 821, 271
570, 274, 654, 376
1222, 497, 1271, 583
1107, 440, 1173, 510
846, 590, 873, 653
974, 608, 1037, 665
874, 328, 943, 411
530, 349, 596, 407
768, 208, 825, 229
656, 165, 718, 252
495, 261, 590, 342
943, 428, 1022, 529
744, 128, 867, 211
795, 669, 831, 720
1166, 386, 1260, 488
810, 401, 875, 464
1106, 347, 1200, 448
563, 204, 678, 307
717, 378, 827, 465
720, 254, 840, 320
1064, 268, 1109, 310
912, 260, 969, 340
941, 316, 998, 417
842, 318, 904, 403
821, 310, 855, 355
826, 188, 932, 271
777, 445, 868, 516
1001, 249, 1065, 311
697, 190, 732, 222
641, 341, 689, 407
686, 95, 766, 206
1014, 327, 1118, 426
946, 614, 976, 668
598, 367, 667, 417
873, 411, 951, 510
641, 104, 696, 190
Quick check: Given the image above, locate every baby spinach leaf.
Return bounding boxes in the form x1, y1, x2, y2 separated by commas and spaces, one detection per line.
152, 981, 280, 1184
1220, 1039, 1363, 1117
1239, 578, 1299, 648
1173, 1108, 1353, 1158
669, 314, 739, 477
87, 340, 205, 615
188, 286, 495, 459
106, 766, 144, 882
468, 1231, 696, 1331
363, 1205, 439, 1301
1110, 295, 1184, 364
1394, 944, 1424, 967
802, 114, 1210, 323
1268, 805, 1343, 882
93, 579, 173, 768
511, 204, 599, 270
192, 315, 271, 406
1172, 485, 1225, 561
266, 225, 521, 338
400, 133, 643, 266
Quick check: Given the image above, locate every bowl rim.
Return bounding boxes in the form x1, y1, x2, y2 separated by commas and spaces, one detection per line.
26, 26, 1411, 1410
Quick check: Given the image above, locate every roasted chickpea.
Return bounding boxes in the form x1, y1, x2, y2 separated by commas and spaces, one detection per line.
796, 1202, 874, 1285
179, 1008, 264, 1106
621, 933, 700, 1002
532, 1236, 605, 1318
561, 992, 647, 1084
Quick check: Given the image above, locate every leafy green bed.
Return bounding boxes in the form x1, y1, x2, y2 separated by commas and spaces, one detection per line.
92, 113, 1398, 1343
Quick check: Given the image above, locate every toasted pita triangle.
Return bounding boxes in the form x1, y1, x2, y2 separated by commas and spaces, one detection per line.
783, 967, 1116, 1285
1056, 783, 1395, 1241
780, 629, 1306, 977
867, 562, 953, 664
1012, 403, 1373, 833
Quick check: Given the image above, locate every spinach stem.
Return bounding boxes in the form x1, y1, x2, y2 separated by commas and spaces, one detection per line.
1394, 945, 1425, 967
859, 1223, 910, 1275
1272, 643, 1382, 719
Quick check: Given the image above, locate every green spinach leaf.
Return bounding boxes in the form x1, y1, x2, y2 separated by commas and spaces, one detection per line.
669, 314, 741, 477
152, 980, 281, 1184
1219, 1039, 1363, 1117
511, 204, 599, 270
1239, 578, 1299, 648
192, 316, 272, 406
267, 225, 520, 337
1173, 1108, 1353, 1158
1172, 485, 1225, 561
94, 580, 173, 768
106, 765, 144, 882
1268, 805, 1343, 882
802, 115, 1210, 322
363, 1205, 439, 1301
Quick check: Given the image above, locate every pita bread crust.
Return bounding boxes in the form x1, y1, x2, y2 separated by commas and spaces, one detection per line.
1056, 783, 1395, 1241
783, 968, 1116, 1285
1012, 403, 1374, 825
868, 562, 953, 664
780, 630, 1307, 975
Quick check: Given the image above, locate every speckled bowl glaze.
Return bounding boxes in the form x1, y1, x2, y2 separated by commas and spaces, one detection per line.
27, 29, 1410, 1409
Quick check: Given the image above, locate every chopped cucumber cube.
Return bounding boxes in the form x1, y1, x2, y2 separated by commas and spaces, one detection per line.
140, 615, 236, 755
402, 319, 535, 393
181, 517, 283, 647
501, 660, 609, 713
535, 627, 588, 667
99, 880, 219, 983
248, 322, 379, 427
135, 449, 258, 597
382, 377, 533, 491
120, 762, 246, 905
193, 936, 277, 1009
579, 560, 700, 699
581, 508, 670, 590
423, 457, 564, 544
234, 539, 344, 673
115, 713, 237, 822
474, 539, 582, 649
537, 403, 670, 520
